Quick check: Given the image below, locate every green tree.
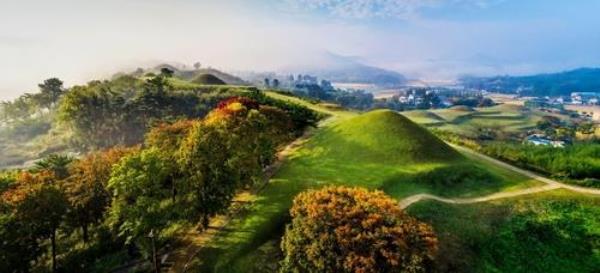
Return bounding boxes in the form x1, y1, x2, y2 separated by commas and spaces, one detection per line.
0, 213, 44, 273
160, 68, 174, 78
59, 84, 127, 148
38, 78, 65, 108
107, 148, 171, 251
32, 154, 73, 180
281, 186, 438, 273
178, 121, 238, 228
146, 119, 199, 201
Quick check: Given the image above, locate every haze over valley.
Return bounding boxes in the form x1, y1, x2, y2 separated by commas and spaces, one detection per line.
1, 1, 600, 273
2, 0, 600, 100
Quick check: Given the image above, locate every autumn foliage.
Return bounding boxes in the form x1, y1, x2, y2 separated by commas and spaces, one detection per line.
281, 186, 438, 273
0, 94, 315, 272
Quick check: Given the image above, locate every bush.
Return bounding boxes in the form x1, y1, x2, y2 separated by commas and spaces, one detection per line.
281, 186, 438, 273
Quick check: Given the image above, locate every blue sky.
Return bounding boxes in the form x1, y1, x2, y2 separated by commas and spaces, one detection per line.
1, 0, 599, 99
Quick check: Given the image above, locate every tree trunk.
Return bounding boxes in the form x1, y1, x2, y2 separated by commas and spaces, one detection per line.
202, 215, 210, 230
171, 177, 177, 203
82, 224, 89, 244
51, 229, 57, 273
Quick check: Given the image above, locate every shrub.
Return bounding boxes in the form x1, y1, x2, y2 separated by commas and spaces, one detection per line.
281, 186, 438, 273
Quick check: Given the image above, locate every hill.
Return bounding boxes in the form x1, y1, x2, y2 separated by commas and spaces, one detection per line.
145, 64, 247, 85
191, 73, 227, 85
191, 105, 540, 273
460, 68, 600, 96
325, 110, 461, 163
179, 68, 247, 85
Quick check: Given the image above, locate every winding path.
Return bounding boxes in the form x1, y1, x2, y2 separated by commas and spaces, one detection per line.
400, 144, 600, 209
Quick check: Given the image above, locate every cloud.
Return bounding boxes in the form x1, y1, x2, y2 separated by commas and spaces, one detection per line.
284, 0, 502, 19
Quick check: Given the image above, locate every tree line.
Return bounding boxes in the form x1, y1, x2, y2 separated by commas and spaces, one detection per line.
1, 92, 316, 272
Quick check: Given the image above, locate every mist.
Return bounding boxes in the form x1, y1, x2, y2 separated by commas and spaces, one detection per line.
1, 0, 599, 100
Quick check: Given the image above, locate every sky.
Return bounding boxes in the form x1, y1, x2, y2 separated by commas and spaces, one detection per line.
1, 0, 600, 99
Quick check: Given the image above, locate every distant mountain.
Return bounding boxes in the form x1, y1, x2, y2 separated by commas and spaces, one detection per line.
283, 53, 407, 87
460, 68, 600, 96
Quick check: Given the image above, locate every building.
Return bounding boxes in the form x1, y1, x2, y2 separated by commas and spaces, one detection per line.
525, 134, 565, 148
571, 92, 600, 105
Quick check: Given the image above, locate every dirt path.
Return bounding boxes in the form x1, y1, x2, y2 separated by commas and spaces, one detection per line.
399, 144, 600, 209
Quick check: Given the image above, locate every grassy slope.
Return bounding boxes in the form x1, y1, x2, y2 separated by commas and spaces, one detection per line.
193, 100, 542, 272
408, 189, 600, 273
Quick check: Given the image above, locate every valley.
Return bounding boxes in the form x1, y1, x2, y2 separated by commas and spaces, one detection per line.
1, 69, 599, 273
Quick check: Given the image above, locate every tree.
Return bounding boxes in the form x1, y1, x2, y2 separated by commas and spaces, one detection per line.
38, 78, 65, 108
63, 147, 136, 243
146, 119, 199, 201
281, 186, 438, 273
264, 78, 271, 87
59, 84, 134, 149
160, 68, 174, 78
107, 148, 171, 252
0, 213, 44, 273
32, 154, 73, 180
2, 171, 68, 273
178, 121, 239, 228
272, 78, 280, 89
193, 62, 202, 70
0, 94, 38, 122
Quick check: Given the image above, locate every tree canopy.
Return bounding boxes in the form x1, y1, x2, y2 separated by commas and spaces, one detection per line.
281, 186, 438, 273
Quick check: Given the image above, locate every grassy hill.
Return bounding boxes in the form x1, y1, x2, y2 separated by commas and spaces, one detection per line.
315, 109, 461, 163
189, 106, 541, 273
192, 73, 227, 85
146, 64, 247, 85
409, 190, 600, 273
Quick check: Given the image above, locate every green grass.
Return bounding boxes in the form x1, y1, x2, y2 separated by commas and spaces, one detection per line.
408, 189, 600, 273
191, 74, 227, 85
167, 77, 203, 89
405, 104, 572, 138
401, 111, 446, 125
191, 107, 543, 273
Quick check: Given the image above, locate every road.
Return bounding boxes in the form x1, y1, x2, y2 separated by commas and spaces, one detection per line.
399, 144, 600, 209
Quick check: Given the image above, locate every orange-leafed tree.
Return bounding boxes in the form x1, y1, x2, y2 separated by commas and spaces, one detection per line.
281, 186, 438, 273
146, 119, 199, 201
62, 146, 138, 243
2, 171, 68, 273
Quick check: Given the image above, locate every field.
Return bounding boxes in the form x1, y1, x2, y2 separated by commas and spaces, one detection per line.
188, 100, 545, 273
403, 104, 571, 138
